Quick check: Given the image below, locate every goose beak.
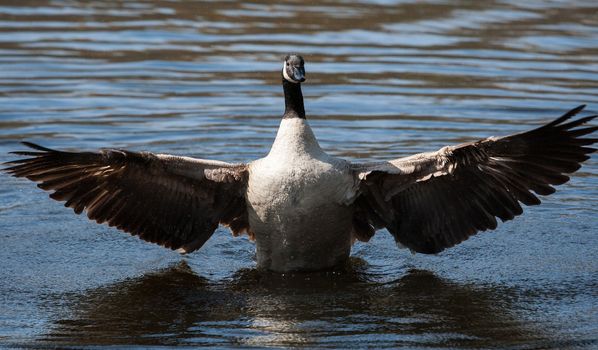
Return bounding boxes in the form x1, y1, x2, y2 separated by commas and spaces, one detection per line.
283, 59, 306, 83
292, 66, 306, 82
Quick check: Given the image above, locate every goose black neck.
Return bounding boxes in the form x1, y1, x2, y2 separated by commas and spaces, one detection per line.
282, 78, 305, 119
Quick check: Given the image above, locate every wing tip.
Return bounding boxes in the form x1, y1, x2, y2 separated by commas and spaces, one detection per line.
6, 141, 57, 159
564, 104, 586, 121
543, 104, 588, 129
20, 141, 56, 152
571, 104, 586, 115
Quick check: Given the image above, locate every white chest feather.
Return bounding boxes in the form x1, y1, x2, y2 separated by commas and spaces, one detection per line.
247, 119, 357, 221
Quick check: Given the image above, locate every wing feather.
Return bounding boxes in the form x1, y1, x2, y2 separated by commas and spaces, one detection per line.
4, 142, 249, 253
354, 105, 597, 253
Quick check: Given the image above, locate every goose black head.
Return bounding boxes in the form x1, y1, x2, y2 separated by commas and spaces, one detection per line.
282, 54, 305, 83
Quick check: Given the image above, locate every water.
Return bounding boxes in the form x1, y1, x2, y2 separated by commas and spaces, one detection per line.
0, 0, 597, 348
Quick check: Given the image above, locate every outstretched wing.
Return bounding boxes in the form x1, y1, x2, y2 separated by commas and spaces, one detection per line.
353, 105, 597, 253
4, 142, 250, 253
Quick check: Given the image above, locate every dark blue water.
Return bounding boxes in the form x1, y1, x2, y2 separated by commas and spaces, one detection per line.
0, 1, 597, 348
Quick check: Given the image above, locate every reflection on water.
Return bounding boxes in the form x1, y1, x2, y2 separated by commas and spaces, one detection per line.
42, 261, 550, 348
0, 0, 597, 348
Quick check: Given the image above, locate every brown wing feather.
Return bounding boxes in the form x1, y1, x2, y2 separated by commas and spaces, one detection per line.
355, 105, 597, 253
4, 142, 249, 253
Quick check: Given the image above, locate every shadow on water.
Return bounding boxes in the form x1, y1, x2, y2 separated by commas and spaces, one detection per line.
30, 260, 575, 349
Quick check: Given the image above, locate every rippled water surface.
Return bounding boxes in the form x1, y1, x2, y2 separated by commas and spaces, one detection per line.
1, 1, 597, 348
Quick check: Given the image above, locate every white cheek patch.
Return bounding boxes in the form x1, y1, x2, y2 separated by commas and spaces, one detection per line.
283, 61, 300, 83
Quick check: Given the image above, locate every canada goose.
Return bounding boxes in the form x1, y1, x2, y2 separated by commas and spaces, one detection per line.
4, 54, 597, 272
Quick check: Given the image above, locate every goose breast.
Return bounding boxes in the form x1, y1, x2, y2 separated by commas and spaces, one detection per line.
246, 153, 357, 271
